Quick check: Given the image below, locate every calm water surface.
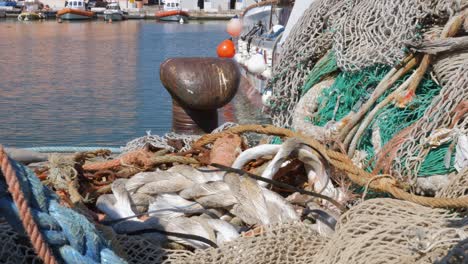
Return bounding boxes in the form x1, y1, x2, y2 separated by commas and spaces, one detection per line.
0, 20, 266, 148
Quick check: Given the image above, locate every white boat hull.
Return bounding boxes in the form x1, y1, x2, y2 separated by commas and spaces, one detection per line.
61, 13, 92, 20
104, 12, 123, 21
159, 14, 187, 22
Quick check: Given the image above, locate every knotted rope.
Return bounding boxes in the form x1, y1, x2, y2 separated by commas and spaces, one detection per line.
0, 145, 127, 264
193, 124, 468, 209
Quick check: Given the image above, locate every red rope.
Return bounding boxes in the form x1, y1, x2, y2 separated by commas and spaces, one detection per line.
0, 145, 58, 264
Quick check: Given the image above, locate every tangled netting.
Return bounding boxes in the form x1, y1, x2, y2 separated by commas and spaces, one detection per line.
0, 156, 126, 264
164, 222, 328, 264
165, 198, 467, 264
0, 221, 43, 264
437, 168, 468, 216
269, 0, 463, 128
3, 166, 467, 264
112, 234, 169, 264
122, 123, 239, 153
392, 52, 468, 182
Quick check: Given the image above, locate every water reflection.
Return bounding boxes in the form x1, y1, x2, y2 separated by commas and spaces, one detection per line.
0, 20, 268, 148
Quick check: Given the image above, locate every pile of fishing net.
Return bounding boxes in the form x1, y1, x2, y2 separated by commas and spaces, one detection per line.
3, 196, 467, 263
1, 0, 467, 262
1, 123, 467, 264
166, 198, 468, 264
268, 0, 467, 193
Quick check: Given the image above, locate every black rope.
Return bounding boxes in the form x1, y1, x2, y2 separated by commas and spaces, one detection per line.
125, 228, 218, 248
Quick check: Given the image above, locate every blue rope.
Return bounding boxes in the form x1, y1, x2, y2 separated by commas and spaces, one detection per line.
25, 146, 123, 154
0, 157, 127, 264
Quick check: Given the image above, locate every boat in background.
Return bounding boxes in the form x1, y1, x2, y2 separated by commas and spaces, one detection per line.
235, 0, 293, 107
57, 0, 94, 20
155, 0, 189, 23
103, 2, 123, 21
18, 0, 45, 21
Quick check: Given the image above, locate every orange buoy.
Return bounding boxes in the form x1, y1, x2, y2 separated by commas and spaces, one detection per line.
217, 39, 236, 58
227, 17, 242, 37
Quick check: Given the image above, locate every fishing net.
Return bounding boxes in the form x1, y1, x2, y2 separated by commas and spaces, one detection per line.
164, 222, 328, 264
391, 52, 468, 183
312, 198, 467, 264
164, 198, 468, 264
268, 0, 348, 128
0, 219, 172, 264
111, 234, 169, 264
332, 0, 461, 72
0, 221, 43, 264
436, 168, 468, 217
122, 123, 239, 153
269, 0, 462, 128
294, 54, 447, 177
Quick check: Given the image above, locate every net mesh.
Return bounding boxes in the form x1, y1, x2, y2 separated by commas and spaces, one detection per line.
0, 221, 43, 264
2, 167, 466, 263
269, 0, 462, 128
392, 52, 468, 183
269, 0, 348, 128
164, 222, 328, 264
165, 198, 468, 264
112, 234, 169, 264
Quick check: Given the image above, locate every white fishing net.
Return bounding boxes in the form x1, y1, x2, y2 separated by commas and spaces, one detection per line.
392, 52, 468, 182
165, 198, 468, 264
269, 0, 347, 128
269, 0, 463, 128
122, 123, 239, 153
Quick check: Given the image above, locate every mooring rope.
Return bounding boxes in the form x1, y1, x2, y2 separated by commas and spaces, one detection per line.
0, 145, 127, 264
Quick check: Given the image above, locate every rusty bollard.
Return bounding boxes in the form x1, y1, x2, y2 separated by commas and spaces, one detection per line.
160, 58, 240, 134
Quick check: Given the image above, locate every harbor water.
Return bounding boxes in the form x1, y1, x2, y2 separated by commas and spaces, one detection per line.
0, 19, 268, 148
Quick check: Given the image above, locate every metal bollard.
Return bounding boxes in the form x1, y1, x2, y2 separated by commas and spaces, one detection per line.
160, 57, 240, 134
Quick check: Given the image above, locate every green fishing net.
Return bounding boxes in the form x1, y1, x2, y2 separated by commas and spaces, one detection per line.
300, 51, 339, 97
302, 56, 454, 177
311, 65, 391, 127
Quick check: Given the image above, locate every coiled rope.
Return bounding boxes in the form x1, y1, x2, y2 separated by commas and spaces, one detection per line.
193, 124, 468, 209
0, 145, 127, 264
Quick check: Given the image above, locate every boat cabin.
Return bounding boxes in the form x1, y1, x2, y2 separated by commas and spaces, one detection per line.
163, 0, 181, 11
106, 2, 120, 10
65, 0, 86, 9
24, 0, 40, 11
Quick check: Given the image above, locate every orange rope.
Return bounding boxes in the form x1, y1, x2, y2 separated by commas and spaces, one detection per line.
0, 146, 58, 264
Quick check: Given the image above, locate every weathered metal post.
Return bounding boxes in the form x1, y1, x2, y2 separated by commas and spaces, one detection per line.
160, 57, 240, 134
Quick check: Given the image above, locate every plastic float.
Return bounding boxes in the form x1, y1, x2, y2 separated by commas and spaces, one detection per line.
217, 39, 236, 58
227, 17, 243, 37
